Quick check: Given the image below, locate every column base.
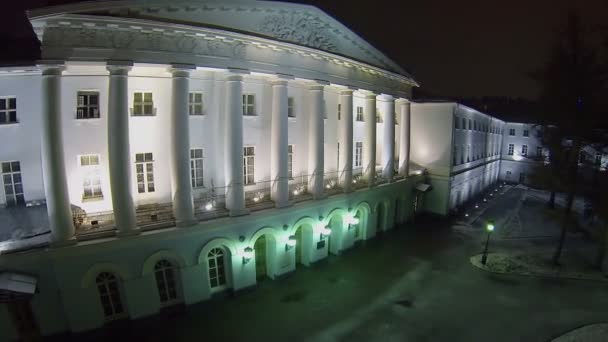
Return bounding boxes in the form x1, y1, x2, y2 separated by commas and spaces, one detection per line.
229, 208, 250, 217
312, 192, 328, 200
176, 219, 198, 228
274, 201, 292, 209
116, 228, 141, 238
49, 237, 78, 248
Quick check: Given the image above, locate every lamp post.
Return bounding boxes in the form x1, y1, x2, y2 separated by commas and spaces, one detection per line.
481, 220, 495, 265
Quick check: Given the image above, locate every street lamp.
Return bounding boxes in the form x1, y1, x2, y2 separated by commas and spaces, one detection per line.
481, 220, 495, 265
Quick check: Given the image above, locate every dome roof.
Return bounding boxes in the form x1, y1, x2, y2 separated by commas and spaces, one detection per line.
28, 0, 414, 80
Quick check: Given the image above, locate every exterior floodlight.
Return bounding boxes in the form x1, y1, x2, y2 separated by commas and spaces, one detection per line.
483, 198, 487, 202
481, 220, 495, 265
293, 189, 299, 195
344, 213, 359, 226
320, 226, 332, 237
490, 193, 493, 197
285, 235, 297, 250
352, 179, 357, 184
464, 213, 469, 217
205, 202, 213, 211
475, 204, 479, 209
242, 247, 254, 264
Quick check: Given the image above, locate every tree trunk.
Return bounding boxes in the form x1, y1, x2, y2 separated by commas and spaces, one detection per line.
552, 191, 575, 265
596, 222, 608, 273
549, 191, 556, 208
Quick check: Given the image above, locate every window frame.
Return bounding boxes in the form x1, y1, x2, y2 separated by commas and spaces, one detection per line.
190, 148, 204, 188
355, 141, 363, 168
132, 91, 155, 116
1, 161, 24, 206
96, 272, 126, 321
188, 92, 204, 116
356, 106, 364, 122
208, 248, 228, 290
523, 129, 529, 137
287, 145, 294, 179
522, 144, 528, 157
287, 97, 295, 118
76, 91, 100, 119
0, 96, 18, 124
509, 128, 516, 136
154, 260, 180, 306
242, 94, 256, 116
243, 146, 255, 185
508, 144, 515, 156
135, 152, 155, 193
79, 154, 103, 201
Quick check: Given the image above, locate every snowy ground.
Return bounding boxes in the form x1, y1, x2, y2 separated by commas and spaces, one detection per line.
551, 323, 608, 342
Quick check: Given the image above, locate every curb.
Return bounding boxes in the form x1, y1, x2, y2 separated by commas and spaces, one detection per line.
469, 254, 608, 283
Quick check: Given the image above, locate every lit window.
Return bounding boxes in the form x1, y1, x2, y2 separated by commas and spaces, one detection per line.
96, 272, 125, 320
208, 248, 227, 289
522, 145, 528, 157
509, 128, 516, 136
0, 96, 17, 124
80, 154, 103, 200
355, 141, 363, 168
242, 94, 255, 116
135, 153, 155, 193
1, 161, 24, 206
288, 97, 295, 118
508, 144, 514, 156
190, 148, 204, 188
154, 260, 180, 306
189, 92, 204, 115
523, 129, 529, 137
133, 92, 154, 116
77, 92, 100, 119
243, 146, 255, 185
288, 145, 294, 179
356, 106, 364, 122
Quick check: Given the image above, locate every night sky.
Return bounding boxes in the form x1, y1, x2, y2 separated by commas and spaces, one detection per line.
2, 0, 607, 101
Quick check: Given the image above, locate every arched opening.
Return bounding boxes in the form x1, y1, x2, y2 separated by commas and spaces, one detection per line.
95, 272, 127, 321
376, 202, 386, 234
328, 213, 344, 255
207, 247, 231, 292
154, 259, 181, 307
253, 234, 277, 281
294, 223, 314, 266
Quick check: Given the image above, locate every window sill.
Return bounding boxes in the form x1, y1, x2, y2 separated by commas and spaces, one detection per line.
82, 195, 104, 203
0, 122, 19, 126
131, 114, 156, 117
75, 118, 102, 122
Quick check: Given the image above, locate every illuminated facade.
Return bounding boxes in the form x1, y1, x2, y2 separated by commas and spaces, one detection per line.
0, 1, 424, 339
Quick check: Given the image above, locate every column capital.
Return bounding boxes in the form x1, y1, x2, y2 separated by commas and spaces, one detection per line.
38, 61, 65, 76
106, 61, 133, 75
169, 63, 195, 77
308, 79, 329, 90
395, 98, 411, 105
377, 94, 395, 102
361, 90, 377, 99
271, 79, 288, 87
339, 89, 355, 96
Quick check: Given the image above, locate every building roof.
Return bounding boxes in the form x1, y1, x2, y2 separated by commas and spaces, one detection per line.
27, 0, 415, 82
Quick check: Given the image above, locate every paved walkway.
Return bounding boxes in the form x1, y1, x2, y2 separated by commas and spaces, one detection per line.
58, 208, 608, 342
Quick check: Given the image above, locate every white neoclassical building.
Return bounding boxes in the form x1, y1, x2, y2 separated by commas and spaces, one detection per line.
0, 1, 431, 339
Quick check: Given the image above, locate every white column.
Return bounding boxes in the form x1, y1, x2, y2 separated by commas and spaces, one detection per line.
363, 93, 376, 186
170, 66, 196, 226
307, 84, 325, 199
270, 79, 289, 208
338, 89, 353, 192
398, 99, 411, 177
40, 65, 75, 246
224, 73, 248, 216
107, 63, 138, 236
381, 95, 395, 181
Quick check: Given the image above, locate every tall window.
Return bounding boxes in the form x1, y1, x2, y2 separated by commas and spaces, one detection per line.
508, 144, 514, 156
455, 117, 460, 129
80, 154, 103, 200
133, 92, 154, 116
208, 248, 227, 289
243, 146, 255, 185
242, 94, 255, 116
473, 120, 477, 131
468, 119, 472, 130
287, 145, 294, 179
356, 106, 364, 122
376, 108, 382, 123
460, 145, 464, 164
509, 128, 516, 136
537, 146, 543, 157
154, 260, 179, 306
135, 153, 155, 193
462, 118, 466, 130
523, 129, 529, 137
337, 103, 341, 120
288, 97, 295, 118
467, 145, 470, 162
2, 161, 23, 206
77, 91, 100, 119
355, 141, 363, 168
96, 272, 125, 320
453, 146, 458, 165
189, 92, 204, 115
522, 145, 528, 157
190, 148, 204, 188
0, 96, 17, 124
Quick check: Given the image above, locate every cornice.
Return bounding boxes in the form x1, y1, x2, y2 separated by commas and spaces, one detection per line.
33, 14, 417, 97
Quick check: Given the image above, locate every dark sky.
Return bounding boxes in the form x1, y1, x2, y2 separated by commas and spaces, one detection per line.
3, 0, 608, 100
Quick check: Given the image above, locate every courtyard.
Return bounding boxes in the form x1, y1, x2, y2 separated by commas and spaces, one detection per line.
52, 185, 608, 342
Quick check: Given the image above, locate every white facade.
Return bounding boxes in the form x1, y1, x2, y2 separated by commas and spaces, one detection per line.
0, 1, 422, 340
499, 122, 544, 184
